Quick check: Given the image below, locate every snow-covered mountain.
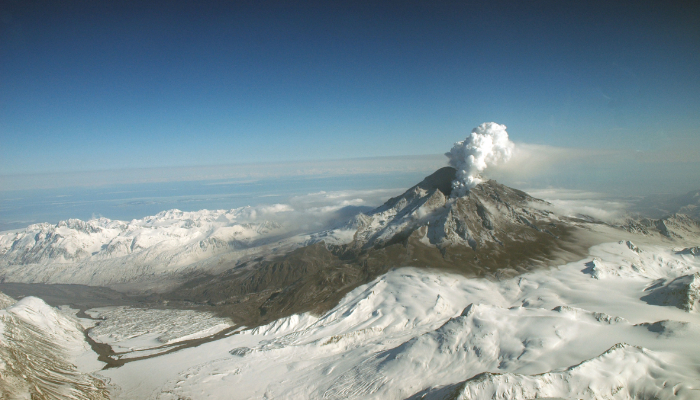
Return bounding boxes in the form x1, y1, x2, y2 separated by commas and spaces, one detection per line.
336, 167, 560, 249
86, 241, 700, 399
158, 169, 601, 328
621, 213, 700, 240
422, 343, 692, 400
312, 167, 569, 251
3, 168, 700, 399
3, 239, 700, 399
2, 168, 696, 294
641, 272, 700, 312
0, 294, 108, 399
0, 208, 285, 288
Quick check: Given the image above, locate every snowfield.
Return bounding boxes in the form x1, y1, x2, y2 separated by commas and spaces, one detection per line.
81, 239, 700, 399
0, 208, 289, 288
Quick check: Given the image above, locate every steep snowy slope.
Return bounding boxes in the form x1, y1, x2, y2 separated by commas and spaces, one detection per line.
641, 272, 700, 312
0, 294, 107, 399
0, 208, 285, 287
89, 240, 700, 399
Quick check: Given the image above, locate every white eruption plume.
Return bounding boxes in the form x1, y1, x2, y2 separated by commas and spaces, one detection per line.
445, 122, 515, 196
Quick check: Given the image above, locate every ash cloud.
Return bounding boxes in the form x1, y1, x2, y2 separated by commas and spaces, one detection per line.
445, 122, 515, 196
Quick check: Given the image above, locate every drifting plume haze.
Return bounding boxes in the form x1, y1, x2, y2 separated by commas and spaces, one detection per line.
445, 122, 515, 196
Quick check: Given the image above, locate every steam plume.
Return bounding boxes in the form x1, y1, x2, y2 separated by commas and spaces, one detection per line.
445, 122, 515, 196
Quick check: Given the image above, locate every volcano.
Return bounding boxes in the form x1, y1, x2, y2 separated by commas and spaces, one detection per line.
162, 168, 593, 327
341, 167, 576, 262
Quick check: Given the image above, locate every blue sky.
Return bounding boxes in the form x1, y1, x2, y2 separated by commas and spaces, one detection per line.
1, 1, 699, 183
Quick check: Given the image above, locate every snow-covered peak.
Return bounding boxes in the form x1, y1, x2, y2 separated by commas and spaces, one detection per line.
0, 295, 108, 399
319, 167, 559, 253
6, 296, 85, 349
642, 272, 700, 312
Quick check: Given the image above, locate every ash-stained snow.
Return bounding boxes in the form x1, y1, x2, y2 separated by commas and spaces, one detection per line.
86, 239, 700, 400
86, 307, 234, 353
0, 208, 287, 287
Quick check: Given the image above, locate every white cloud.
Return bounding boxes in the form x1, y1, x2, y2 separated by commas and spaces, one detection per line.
233, 188, 405, 234
446, 122, 514, 195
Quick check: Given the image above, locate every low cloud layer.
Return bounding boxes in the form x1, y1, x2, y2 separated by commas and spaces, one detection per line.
0, 155, 445, 192
207, 188, 405, 235
525, 188, 632, 223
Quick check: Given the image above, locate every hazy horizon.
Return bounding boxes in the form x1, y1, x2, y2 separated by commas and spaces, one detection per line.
2, 1, 699, 229
2, 146, 698, 231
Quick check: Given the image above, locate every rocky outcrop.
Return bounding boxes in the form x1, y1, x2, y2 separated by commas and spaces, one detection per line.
641, 272, 700, 312
621, 213, 700, 240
